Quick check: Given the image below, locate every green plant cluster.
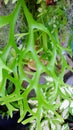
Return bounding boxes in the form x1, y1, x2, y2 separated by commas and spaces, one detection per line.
0, 0, 73, 130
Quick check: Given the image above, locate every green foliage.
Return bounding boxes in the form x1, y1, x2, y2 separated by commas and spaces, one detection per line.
37, 0, 69, 27
4, 0, 17, 4
0, 0, 72, 130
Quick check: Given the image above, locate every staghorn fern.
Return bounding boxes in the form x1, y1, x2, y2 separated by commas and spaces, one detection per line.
0, 0, 73, 129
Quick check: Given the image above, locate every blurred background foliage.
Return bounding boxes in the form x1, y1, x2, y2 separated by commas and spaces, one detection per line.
1, 0, 72, 54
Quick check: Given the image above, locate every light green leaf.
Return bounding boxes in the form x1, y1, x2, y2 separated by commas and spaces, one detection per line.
69, 101, 73, 115
0, 16, 9, 28
22, 116, 35, 125
6, 103, 18, 117
62, 124, 69, 130
61, 108, 69, 119
4, 0, 9, 4
12, 0, 17, 4
0, 58, 12, 83
60, 87, 66, 95
37, 0, 42, 4
50, 121, 56, 130
60, 100, 69, 110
